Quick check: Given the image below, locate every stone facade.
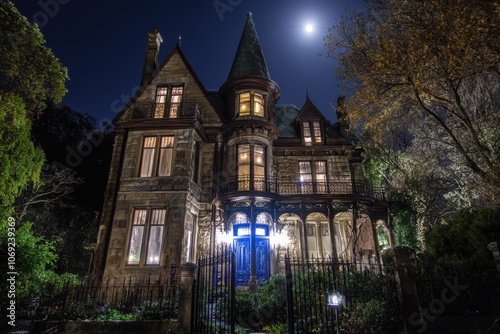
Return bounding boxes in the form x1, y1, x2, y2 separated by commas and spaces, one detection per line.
93, 14, 390, 284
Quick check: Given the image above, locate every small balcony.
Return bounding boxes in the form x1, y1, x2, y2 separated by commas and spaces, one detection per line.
132, 101, 202, 120
218, 176, 388, 200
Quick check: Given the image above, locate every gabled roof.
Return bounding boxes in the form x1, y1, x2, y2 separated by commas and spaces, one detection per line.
295, 95, 329, 122
227, 12, 270, 80
113, 44, 225, 123
275, 96, 351, 140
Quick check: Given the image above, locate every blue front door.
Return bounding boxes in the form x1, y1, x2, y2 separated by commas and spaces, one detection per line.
234, 224, 270, 286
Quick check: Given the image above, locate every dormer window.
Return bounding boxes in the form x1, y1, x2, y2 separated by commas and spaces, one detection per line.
302, 121, 323, 145
154, 85, 184, 118
238, 91, 265, 117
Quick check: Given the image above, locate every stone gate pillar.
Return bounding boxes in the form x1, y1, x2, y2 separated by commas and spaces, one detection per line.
384, 246, 422, 334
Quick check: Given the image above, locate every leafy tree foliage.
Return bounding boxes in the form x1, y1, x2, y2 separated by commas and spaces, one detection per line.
327, 0, 500, 234
17, 105, 114, 274
422, 206, 500, 266
0, 93, 44, 215
0, 1, 68, 117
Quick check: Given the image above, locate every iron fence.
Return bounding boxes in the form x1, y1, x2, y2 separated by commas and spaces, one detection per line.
284, 255, 399, 334
414, 261, 500, 317
21, 275, 179, 321
192, 244, 236, 334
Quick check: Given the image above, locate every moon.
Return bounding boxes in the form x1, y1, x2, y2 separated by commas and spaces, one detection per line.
305, 24, 314, 33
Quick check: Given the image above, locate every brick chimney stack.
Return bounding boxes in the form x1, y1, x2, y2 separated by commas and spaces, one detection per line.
141, 27, 163, 86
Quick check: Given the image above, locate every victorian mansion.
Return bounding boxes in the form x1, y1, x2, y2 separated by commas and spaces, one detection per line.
93, 13, 391, 288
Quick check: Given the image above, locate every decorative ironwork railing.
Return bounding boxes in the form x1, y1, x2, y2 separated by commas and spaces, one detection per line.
132, 101, 202, 120
219, 176, 387, 199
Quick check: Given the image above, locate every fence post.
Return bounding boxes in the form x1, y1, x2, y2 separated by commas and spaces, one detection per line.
487, 242, 500, 272
177, 262, 196, 334
389, 246, 422, 334
285, 254, 295, 334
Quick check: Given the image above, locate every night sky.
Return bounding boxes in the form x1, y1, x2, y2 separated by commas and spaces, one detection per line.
12, 0, 365, 124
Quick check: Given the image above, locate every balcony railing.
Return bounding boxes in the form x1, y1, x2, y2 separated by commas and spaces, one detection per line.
219, 176, 277, 194
132, 101, 202, 120
218, 176, 387, 200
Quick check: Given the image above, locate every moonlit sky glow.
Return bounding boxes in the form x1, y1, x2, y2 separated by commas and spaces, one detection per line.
12, 0, 366, 123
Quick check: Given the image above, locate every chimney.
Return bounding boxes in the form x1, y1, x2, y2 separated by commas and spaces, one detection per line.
141, 27, 163, 86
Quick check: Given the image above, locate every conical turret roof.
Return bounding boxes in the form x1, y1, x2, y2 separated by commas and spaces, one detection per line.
227, 12, 270, 80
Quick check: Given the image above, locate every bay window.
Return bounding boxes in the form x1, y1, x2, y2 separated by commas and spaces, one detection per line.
237, 144, 266, 191
237, 91, 265, 117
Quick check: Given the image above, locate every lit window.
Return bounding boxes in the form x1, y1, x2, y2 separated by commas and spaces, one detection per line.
237, 92, 265, 117
154, 85, 184, 118
169, 86, 183, 118
313, 121, 322, 143
154, 87, 168, 118
302, 121, 323, 145
303, 122, 312, 146
158, 136, 174, 176
139, 136, 175, 177
140, 137, 157, 177
237, 144, 266, 191
127, 209, 166, 266
299, 161, 327, 193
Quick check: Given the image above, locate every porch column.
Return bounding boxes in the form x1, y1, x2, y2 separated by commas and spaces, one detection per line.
300, 202, 309, 258
328, 204, 339, 261
369, 213, 382, 270
248, 199, 258, 292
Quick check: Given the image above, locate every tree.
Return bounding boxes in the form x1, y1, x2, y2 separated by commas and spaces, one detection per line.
421, 206, 500, 266
326, 0, 500, 210
18, 106, 114, 274
0, 93, 45, 215
0, 1, 68, 118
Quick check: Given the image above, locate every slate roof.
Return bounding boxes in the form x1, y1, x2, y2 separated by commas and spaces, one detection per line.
275, 104, 300, 138
227, 12, 270, 80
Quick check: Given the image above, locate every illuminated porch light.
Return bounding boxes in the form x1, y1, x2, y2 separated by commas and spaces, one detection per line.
218, 231, 233, 245
270, 231, 289, 248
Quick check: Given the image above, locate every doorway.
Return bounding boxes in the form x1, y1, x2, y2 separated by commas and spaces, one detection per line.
233, 223, 270, 286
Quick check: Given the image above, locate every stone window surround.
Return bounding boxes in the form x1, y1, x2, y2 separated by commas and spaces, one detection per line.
126, 207, 167, 267
153, 84, 184, 118
138, 135, 176, 177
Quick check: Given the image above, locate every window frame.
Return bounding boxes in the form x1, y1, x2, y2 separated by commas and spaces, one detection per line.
298, 160, 328, 194
126, 208, 166, 266
154, 85, 184, 119
236, 91, 266, 117
237, 143, 267, 191
139, 135, 175, 177
302, 120, 323, 145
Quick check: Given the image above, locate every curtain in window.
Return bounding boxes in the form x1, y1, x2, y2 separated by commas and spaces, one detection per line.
158, 136, 174, 176
140, 137, 157, 177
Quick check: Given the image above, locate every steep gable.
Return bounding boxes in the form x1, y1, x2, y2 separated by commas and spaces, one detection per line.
114, 45, 224, 125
